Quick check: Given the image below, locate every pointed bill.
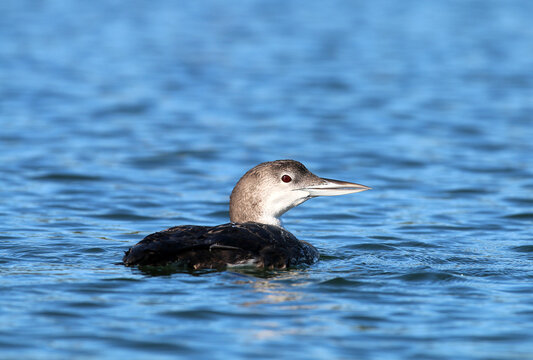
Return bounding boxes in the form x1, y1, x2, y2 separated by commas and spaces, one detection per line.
301, 178, 371, 197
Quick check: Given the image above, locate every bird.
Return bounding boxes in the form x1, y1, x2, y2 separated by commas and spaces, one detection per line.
122, 160, 370, 270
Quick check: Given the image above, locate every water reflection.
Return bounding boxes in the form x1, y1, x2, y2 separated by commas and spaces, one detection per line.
233, 271, 308, 306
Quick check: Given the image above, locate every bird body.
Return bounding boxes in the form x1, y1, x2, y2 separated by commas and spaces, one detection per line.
123, 160, 369, 269
122, 222, 319, 269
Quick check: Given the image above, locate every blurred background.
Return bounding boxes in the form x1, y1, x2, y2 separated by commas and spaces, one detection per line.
1, 1, 532, 359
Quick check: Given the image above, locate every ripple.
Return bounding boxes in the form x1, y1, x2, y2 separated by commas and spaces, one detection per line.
343, 314, 387, 323
395, 271, 464, 283
102, 277, 143, 282
109, 338, 190, 352
445, 188, 490, 195
344, 243, 397, 251
160, 309, 269, 320
129, 149, 218, 168
458, 165, 521, 174
89, 212, 156, 221
446, 256, 492, 264
511, 245, 533, 253
503, 213, 533, 220
71, 281, 137, 294
0, 340, 24, 349
160, 309, 217, 319
32, 173, 103, 182
368, 235, 401, 241
396, 241, 439, 248
308, 213, 360, 220
319, 277, 366, 287
504, 197, 533, 206
34, 310, 82, 318
397, 224, 478, 232
92, 101, 153, 117
65, 301, 115, 309
81, 247, 106, 253
205, 210, 229, 218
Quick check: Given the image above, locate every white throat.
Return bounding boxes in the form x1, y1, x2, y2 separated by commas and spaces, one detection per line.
259, 190, 311, 227
255, 214, 282, 227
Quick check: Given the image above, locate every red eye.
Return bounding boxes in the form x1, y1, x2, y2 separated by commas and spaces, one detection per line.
281, 175, 292, 183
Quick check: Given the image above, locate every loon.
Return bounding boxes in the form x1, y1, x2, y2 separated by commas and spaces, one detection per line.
122, 160, 370, 269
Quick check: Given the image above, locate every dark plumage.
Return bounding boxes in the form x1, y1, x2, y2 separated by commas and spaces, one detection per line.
123, 222, 319, 269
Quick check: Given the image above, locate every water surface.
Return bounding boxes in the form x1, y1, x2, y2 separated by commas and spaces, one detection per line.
1, 1, 533, 359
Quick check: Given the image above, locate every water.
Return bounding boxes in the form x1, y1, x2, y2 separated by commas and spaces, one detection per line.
1, 1, 533, 359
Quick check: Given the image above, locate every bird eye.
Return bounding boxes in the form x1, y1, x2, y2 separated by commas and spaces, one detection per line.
281, 175, 292, 183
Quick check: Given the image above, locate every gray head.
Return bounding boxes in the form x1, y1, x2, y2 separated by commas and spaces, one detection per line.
229, 160, 370, 227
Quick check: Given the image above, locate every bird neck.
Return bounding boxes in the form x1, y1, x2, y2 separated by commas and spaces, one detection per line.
229, 184, 285, 227
229, 201, 283, 227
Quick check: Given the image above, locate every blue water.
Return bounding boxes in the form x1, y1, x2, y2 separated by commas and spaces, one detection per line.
1, 1, 533, 359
